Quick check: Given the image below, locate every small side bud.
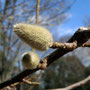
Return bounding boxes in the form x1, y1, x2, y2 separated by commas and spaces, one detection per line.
13, 23, 53, 51
21, 52, 40, 69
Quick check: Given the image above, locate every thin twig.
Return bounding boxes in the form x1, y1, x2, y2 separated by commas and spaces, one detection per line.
48, 75, 90, 90
51, 41, 77, 49
23, 79, 40, 85
36, 0, 40, 24
82, 42, 90, 47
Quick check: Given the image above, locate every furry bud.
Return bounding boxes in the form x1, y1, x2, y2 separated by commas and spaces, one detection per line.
13, 23, 53, 51
21, 52, 40, 69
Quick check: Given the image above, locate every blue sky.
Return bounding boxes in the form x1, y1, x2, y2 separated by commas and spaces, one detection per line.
55, 0, 90, 37
64, 0, 90, 27
54, 0, 90, 66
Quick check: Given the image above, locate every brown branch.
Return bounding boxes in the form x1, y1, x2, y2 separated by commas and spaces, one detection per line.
23, 79, 40, 85
82, 42, 90, 47
48, 75, 90, 90
0, 27, 90, 89
36, 0, 40, 24
51, 41, 77, 49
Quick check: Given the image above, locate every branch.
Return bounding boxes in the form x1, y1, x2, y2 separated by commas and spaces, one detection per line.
0, 27, 90, 89
23, 79, 40, 85
36, 0, 40, 24
51, 41, 77, 49
48, 75, 90, 90
82, 42, 90, 47
47, 27, 90, 65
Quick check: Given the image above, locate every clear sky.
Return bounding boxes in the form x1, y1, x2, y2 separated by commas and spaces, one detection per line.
56, 0, 90, 37
64, 0, 90, 27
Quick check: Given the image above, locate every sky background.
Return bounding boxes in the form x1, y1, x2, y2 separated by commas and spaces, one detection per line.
52, 0, 90, 66
55, 0, 90, 38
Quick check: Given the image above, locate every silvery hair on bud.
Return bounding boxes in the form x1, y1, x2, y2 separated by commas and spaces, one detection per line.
21, 52, 40, 69
13, 23, 53, 51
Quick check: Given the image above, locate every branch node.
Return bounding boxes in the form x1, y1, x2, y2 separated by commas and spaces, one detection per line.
51, 41, 77, 50
23, 79, 40, 85
38, 58, 47, 70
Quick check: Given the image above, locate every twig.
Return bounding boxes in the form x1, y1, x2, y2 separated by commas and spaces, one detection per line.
23, 79, 40, 85
82, 42, 90, 47
36, 0, 40, 24
0, 27, 90, 89
51, 41, 77, 49
48, 75, 90, 90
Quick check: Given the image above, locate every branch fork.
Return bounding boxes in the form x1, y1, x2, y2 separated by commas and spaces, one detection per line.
0, 26, 90, 89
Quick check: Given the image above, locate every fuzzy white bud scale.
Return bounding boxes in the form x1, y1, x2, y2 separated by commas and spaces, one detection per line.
13, 23, 53, 51
22, 52, 40, 69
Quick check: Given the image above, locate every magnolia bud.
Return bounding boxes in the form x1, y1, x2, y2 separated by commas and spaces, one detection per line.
13, 23, 53, 51
21, 52, 40, 69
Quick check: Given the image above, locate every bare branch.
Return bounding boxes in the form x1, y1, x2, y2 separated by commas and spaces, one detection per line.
36, 0, 40, 24
23, 79, 40, 85
48, 75, 90, 90
82, 42, 90, 47
0, 27, 90, 89
51, 41, 77, 49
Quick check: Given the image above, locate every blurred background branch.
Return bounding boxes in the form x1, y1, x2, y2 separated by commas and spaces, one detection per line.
36, 0, 40, 24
